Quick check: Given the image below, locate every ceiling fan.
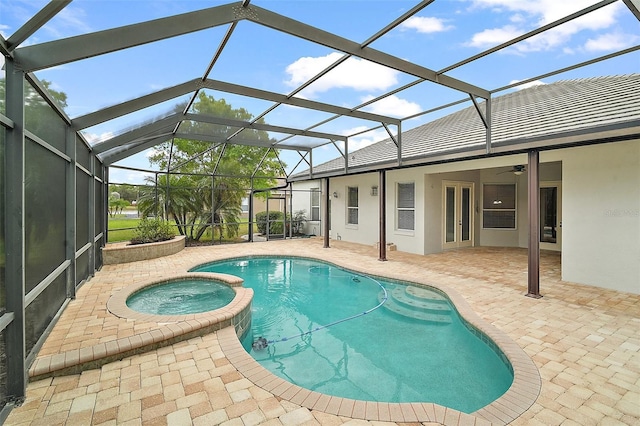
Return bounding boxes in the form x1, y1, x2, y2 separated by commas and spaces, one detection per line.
497, 165, 526, 175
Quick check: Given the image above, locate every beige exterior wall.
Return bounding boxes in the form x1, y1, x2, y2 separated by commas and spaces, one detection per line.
290, 180, 324, 236
291, 140, 640, 293
549, 140, 639, 294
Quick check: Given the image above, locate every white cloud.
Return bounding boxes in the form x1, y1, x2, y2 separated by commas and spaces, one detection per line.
108, 168, 152, 185
584, 32, 640, 52
508, 79, 546, 90
285, 52, 400, 96
467, 25, 523, 48
342, 126, 390, 151
400, 16, 454, 33
0, 24, 10, 39
361, 95, 422, 118
465, 0, 624, 52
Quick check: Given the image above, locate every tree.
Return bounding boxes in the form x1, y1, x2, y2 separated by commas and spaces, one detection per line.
108, 195, 129, 218
108, 184, 139, 203
143, 93, 285, 242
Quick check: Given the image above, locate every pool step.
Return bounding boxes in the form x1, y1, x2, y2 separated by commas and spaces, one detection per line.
378, 286, 452, 325
405, 285, 448, 302
389, 287, 452, 314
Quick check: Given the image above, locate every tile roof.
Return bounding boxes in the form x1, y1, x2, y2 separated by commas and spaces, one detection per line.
295, 74, 640, 178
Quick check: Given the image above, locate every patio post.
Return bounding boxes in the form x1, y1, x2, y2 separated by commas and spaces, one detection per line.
323, 177, 330, 248
379, 170, 387, 261
65, 127, 77, 299
527, 149, 542, 298
5, 59, 27, 399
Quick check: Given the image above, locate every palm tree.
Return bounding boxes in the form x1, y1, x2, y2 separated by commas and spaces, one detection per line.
137, 174, 243, 243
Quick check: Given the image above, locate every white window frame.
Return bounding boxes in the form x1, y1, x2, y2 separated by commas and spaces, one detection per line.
310, 188, 320, 221
346, 186, 358, 226
482, 183, 517, 230
396, 182, 415, 231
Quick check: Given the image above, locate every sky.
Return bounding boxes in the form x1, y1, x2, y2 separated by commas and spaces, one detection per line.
1, 0, 639, 184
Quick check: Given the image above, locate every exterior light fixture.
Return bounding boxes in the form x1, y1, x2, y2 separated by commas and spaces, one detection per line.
332, 191, 338, 198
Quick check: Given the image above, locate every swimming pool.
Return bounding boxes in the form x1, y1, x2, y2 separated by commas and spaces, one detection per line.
192, 256, 513, 413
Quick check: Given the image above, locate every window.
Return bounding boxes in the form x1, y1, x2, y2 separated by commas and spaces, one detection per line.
241, 197, 249, 213
483, 184, 516, 229
397, 182, 415, 231
310, 188, 320, 221
347, 186, 358, 225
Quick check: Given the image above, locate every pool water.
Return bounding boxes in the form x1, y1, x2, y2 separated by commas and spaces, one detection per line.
126, 279, 236, 315
192, 257, 512, 413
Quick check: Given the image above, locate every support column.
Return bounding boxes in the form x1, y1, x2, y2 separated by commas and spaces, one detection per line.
65, 128, 76, 298
485, 97, 492, 154
5, 59, 27, 399
378, 170, 387, 261
89, 159, 96, 275
527, 150, 542, 298
323, 177, 330, 248
248, 179, 254, 243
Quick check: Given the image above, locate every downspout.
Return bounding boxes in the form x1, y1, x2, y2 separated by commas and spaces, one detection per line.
379, 170, 387, 261
323, 177, 330, 248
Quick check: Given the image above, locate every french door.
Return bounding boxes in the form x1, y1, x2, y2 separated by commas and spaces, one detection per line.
540, 182, 562, 251
443, 181, 474, 249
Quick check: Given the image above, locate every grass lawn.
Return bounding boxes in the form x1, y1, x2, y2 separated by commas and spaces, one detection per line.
108, 217, 141, 243
108, 217, 251, 244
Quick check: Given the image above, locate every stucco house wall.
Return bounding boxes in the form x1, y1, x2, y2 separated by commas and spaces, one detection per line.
291, 139, 639, 294
552, 140, 639, 294
290, 180, 324, 237
329, 174, 380, 245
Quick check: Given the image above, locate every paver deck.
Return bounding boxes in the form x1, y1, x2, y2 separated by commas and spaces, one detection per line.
5, 238, 640, 425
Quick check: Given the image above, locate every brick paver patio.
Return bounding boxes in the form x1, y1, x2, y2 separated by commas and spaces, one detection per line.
5, 238, 639, 425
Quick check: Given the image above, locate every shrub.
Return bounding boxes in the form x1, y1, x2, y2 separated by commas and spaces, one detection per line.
130, 219, 175, 245
255, 211, 284, 235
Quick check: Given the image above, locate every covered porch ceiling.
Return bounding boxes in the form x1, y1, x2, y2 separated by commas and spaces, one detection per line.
2, 0, 639, 178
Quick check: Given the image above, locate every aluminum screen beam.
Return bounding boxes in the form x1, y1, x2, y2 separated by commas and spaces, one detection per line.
361, 0, 435, 48
101, 135, 172, 165
173, 132, 311, 151
624, 0, 640, 20
491, 45, 640, 93
0, 36, 10, 57
246, 4, 490, 99
4, 60, 27, 400
202, 79, 399, 125
438, 0, 618, 74
183, 113, 346, 141
75, 76, 398, 138
14, 2, 240, 72
92, 115, 182, 154
5, 0, 72, 51
73, 80, 200, 130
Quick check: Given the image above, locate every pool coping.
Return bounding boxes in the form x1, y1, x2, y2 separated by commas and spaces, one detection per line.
28, 272, 253, 381
204, 255, 541, 425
